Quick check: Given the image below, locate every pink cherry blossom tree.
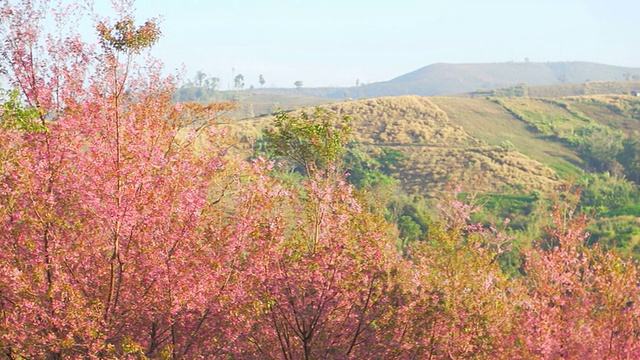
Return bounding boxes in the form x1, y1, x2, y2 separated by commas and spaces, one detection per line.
517, 202, 640, 359
3, 1, 640, 359
392, 188, 522, 359
0, 0, 248, 357
234, 167, 402, 359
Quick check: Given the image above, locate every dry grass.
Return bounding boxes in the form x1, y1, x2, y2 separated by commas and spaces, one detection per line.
225, 93, 640, 197
433, 98, 580, 153
227, 96, 569, 196
386, 145, 560, 196
563, 95, 640, 134
324, 96, 481, 146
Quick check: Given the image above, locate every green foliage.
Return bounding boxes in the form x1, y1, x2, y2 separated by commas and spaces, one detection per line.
578, 172, 638, 214
606, 204, 640, 217
587, 216, 640, 258
575, 126, 623, 171
0, 89, 46, 133
343, 148, 391, 189
474, 193, 538, 230
377, 148, 405, 173
618, 135, 640, 184
384, 195, 431, 251
468, 193, 546, 276
397, 215, 422, 245
263, 108, 351, 175
97, 18, 161, 54
343, 146, 401, 189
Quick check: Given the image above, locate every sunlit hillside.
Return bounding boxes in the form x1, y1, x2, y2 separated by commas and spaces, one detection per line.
233, 92, 640, 196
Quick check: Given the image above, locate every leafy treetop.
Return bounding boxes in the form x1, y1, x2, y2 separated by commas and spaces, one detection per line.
263, 107, 351, 175
97, 17, 161, 54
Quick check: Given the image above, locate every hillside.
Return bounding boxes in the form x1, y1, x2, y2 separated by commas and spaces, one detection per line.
233, 93, 640, 197
219, 81, 640, 120
464, 81, 640, 98
234, 97, 564, 196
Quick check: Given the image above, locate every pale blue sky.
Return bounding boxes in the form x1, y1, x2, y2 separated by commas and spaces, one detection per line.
95, 0, 639, 88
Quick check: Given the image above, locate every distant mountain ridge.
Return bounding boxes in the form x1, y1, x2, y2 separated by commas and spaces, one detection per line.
247, 61, 640, 99
390, 61, 636, 84
354, 61, 640, 97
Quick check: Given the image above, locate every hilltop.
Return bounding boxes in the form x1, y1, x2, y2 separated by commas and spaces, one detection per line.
353, 61, 640, 98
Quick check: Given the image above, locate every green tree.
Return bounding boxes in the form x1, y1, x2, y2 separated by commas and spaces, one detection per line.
263, 108, 351, 176
234, 73, 244, 90
204, 76, 219, 91
577, 126, 623, 173
0, 89, 46, 133
343, 146, 395, 189
195, 71, 206, 87
294, 80, 303, 89
397, 215, 422, 245
579, 172, 637, 214
259, 74, 265, 87
618, 135, 640, 184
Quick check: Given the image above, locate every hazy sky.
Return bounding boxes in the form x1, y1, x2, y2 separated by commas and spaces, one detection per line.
96, 0, 639, 88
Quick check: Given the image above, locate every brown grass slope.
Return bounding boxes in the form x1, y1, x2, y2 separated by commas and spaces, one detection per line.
234, 96, 570, 196
231, 93, 640, 196
430, 97, 584, 179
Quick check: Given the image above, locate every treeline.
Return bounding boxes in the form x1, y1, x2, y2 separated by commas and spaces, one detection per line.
2, 1, 640, 358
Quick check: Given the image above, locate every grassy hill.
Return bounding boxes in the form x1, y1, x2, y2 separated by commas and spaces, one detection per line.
232, 92, 640, 198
